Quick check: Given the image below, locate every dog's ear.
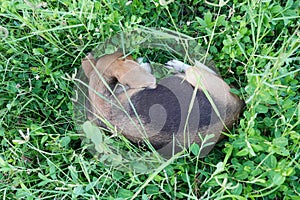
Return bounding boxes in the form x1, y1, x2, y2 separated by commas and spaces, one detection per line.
82, 53, 96, 78
88, 51, 156, 88
114, 59, 156, 89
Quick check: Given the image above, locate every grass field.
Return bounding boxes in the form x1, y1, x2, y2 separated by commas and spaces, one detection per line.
0, 0, 299, 199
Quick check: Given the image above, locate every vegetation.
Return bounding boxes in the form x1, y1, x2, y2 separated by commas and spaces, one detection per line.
0, 0, 299, 199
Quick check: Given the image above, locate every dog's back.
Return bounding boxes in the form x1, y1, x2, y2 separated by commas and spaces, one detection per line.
82, 52, 244, 157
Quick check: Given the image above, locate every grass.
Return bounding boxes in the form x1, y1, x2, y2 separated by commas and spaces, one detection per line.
0, 0, 299, 199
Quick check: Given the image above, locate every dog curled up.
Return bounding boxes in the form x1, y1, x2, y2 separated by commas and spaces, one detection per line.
82, 51, 244, 157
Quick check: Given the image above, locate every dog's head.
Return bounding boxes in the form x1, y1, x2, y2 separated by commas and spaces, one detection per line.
82, 52, 156, 89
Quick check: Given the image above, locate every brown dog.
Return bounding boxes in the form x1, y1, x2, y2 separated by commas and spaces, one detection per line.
82, 51, 244, 157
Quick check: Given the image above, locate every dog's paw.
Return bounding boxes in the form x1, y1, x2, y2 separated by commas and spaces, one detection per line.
165, 60, 191, 72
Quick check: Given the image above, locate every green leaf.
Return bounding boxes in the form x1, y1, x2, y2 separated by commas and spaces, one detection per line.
236, 148, 248, 156
146, 185, 159, 194
231, 183, 243, 195
285, 0, 294, 8
112, 171, 124, 181
95, 141, 110, 154
0, 157, 6, 167
273, 137, 288, 147
82, 121, 93, 139
264, 154, 277, 168
60, 136, 71, 147
109, 154, 122, 166
272, 173, 285, 186
85, 181, 95, 192
33, 48, 44, 55
271, 5, 283, 14
41, 135, 48, 146
0, 127, 4, 136
37, 180, 50, 187
234, 171, 248, 180
69, 165, 79, 181
0, 156, 11, 172
263, 117, 273, 127
255, 104, 268, 113
38, 173, 49, 181
6, 82, 17, 93
216, 15, 226, 26
73, 185, 84, 196
82, 121, 110, 154
282, 167, 294, 177
251, 144, 264, 152
232, 139, 246, 149
131, 161, 148, 173
230, 88, 241, 96
204, 12, 212, 26
117, 188, 133, 198
190, 143, 200, 156
142, 194, 148, 200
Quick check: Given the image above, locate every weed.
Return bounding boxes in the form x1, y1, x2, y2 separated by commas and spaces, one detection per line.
0, 0, 299, 199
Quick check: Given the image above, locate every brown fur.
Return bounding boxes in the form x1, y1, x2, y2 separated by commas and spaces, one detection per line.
82, 52, 244, 157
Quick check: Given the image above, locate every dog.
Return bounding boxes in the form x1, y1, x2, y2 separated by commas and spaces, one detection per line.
81, 51, 244, 157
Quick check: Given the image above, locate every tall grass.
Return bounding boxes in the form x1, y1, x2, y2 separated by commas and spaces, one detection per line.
0, 0, 299, 199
